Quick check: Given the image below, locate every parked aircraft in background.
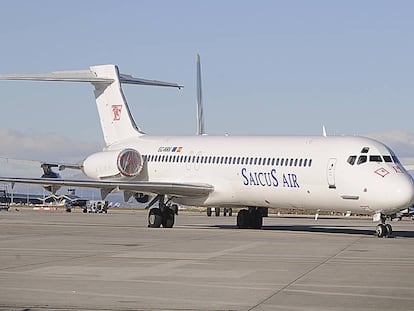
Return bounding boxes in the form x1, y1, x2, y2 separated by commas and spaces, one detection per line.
0, 63, 413, 238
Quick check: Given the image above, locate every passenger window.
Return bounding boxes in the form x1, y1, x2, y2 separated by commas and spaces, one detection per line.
309, 159, 313, 167
347, 156, 357, 165
383, 155, 392, 163
357, 155, 367, 165
369, 155, 382, 162
303, 159, 307, 167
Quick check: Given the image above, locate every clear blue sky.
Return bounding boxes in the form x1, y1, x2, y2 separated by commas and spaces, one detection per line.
0, 0, 414, 170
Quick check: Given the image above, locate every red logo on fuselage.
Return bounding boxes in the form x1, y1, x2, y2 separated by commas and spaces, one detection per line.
112, 105, 122, 121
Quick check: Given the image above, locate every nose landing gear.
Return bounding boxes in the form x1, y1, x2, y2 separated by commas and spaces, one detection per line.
375, 214, 393, 238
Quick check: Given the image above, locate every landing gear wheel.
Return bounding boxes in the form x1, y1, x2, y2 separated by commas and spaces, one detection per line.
162, 209, 175, 228
171, 204, 179, 215
206, 207, 212, 217
385, 224, 393, 237
237, 209, 250, 228
376, 223, 387, 238
250, 210, 263, 229
148, 208, 162, 228
215, 207, 220, 217
228, 208, 233, 216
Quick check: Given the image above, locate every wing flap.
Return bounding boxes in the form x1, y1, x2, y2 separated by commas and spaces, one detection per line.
0, 177, 214, 197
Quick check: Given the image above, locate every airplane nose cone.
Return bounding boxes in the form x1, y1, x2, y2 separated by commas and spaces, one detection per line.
393, 175, 414, 209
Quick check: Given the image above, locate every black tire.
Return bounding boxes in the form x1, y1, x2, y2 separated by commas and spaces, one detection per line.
162, 209, 175, 228
148, 208, 162, 228
228, 208, 233, 216
237, 209, 250, 228
207, 207, 212, 217
250, 210, 263, 229
215, 207, 220, 217
223, 208, 227, 217
385, 224, 393, 237
171, 204, 179, 215
376, 224, 386, 238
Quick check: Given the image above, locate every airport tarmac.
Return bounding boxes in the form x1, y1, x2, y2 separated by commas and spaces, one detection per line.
0, 209, 414, 311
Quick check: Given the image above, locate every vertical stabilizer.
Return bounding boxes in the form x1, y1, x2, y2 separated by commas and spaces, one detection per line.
196, 54, 206, 135
90, 65, 144, 146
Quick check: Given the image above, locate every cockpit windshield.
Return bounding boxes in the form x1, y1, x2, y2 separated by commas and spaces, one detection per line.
347, 146, 402, 166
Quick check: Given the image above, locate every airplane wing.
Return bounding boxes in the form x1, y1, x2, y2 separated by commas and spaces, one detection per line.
0, 177, 214, 198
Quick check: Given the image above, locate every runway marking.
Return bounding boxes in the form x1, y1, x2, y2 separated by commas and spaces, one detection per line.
0, 286, 246, 309
285, 288, 414, 301
247, 236, 363, 311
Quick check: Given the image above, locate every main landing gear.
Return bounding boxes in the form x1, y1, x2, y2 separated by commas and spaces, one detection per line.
237, 207, 263, 229
147, 195, 178, 228
375, 213, 393, 238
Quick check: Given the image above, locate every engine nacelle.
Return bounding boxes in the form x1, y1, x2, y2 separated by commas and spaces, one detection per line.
83, 148, 144, 180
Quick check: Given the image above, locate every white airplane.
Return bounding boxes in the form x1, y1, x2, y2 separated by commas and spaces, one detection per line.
0, 64, 413, 238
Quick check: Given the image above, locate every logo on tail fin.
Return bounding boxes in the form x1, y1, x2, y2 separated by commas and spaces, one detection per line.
112, 105, 122, 121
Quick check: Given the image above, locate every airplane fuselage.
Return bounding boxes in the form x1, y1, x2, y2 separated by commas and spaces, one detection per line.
85, 135, 414, 216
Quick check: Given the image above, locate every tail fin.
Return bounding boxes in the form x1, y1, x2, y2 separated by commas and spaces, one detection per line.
0, 64, 182, 146
91, 65, 144, 144
196, 54, 206, 135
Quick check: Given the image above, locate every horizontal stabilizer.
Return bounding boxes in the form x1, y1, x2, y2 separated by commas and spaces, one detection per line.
0, 66, 183, 89
0, 70, 112, 83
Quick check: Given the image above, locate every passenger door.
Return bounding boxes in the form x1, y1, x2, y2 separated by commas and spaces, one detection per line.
327, 158, 337, 189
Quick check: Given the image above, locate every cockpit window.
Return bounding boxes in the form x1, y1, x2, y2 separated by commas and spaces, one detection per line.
387, 148, 402, 164
392, 156, 401, 164
383, 155, 392, 163
369, 155, 382, 162
361, 147, 369, 153
347, 156, 357, 165
357, 155, 367, 165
